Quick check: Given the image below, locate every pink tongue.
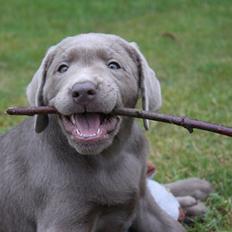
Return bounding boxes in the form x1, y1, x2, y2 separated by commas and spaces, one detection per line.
75, 113, 101, 135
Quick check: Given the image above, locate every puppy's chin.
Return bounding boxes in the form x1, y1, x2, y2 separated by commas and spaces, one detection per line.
66, 137, 115, 155
58, 113, 121, 155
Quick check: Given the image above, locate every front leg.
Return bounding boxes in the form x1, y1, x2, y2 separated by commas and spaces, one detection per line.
131, 189, 185, 232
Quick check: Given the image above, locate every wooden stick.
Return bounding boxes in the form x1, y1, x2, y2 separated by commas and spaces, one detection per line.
6, 106, 232, 137
6, 106, 57, 116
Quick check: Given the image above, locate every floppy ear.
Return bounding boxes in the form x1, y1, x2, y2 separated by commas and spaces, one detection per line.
26, 46, 56, 133
130, 42, 162, 130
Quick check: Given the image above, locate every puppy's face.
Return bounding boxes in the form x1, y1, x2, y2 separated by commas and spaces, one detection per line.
27, 33, 161, 155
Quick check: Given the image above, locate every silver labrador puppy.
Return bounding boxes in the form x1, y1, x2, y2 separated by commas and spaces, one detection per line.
0, 33, 212, 232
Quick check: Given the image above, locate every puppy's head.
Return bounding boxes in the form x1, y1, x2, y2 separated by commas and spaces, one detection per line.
27, 33, 161, 155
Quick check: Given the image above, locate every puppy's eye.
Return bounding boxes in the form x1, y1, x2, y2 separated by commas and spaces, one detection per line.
57, 64, 69, 73
107, 61, 121, 70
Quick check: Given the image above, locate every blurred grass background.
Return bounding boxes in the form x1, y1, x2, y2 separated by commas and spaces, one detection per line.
0, 0, 231, 231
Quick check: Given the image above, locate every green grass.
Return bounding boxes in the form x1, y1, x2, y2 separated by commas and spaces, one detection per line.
0, 0, 232, 231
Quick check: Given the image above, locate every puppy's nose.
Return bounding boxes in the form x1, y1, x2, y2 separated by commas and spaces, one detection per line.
71, 81, 97, 103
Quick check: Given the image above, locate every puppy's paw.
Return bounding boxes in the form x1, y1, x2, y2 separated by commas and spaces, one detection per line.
165, 177, 213, 201
176, 196, 197, 208
177, 197, 208, 222
183, 178, 213, 201
185, 202, 207, 217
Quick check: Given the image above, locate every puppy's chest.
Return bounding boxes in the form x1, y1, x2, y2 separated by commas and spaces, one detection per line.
89, 165, 141, 206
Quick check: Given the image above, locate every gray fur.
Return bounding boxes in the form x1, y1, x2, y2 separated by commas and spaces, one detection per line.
0, 33, 210, 231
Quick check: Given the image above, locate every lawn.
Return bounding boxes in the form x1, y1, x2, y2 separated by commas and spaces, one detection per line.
0, 0, 232, 231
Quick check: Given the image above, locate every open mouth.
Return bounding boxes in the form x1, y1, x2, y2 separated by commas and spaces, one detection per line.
61, 113, 120, 143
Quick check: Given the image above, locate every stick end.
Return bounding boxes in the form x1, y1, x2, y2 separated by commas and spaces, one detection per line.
6, 107, 16, 115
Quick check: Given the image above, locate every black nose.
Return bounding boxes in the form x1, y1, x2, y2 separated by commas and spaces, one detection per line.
71, 81, 97, 103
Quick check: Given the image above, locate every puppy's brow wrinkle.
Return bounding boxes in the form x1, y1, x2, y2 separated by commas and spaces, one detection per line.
96, 49, 113, 60
66, 48, 81, 62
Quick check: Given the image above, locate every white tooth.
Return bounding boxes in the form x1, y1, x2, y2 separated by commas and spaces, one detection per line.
81, 133, 97, 138
76, 129, 81, 135
97, 128, 101, 135
71, 115, 76, 124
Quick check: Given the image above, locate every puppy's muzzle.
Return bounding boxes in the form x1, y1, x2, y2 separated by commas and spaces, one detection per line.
60, 81, 121, 144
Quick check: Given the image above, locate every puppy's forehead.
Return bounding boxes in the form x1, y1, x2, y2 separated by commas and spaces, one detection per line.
58, 33, 125, 48
55, 33, 131, 59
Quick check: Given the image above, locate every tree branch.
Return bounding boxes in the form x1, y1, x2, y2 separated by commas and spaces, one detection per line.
6, 106, 232, 137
